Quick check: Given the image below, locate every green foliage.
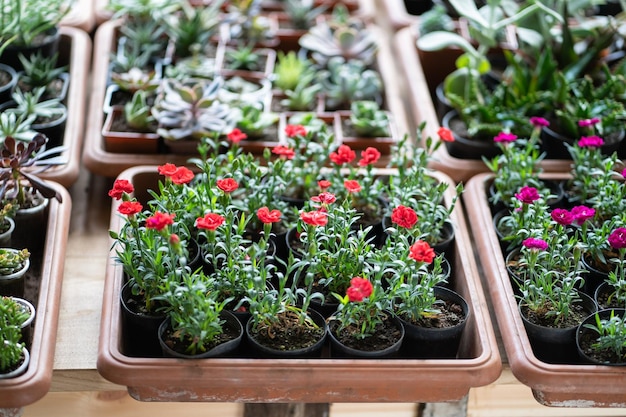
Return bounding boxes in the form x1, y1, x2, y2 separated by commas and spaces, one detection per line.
273, 51, 314, 92
124, 90, 155, 131
0, 0, 72, 53
152, 78, 235, 141
233, 103, 279, 137
0, 296, 29, 372
583, 310, 626, 361
157, 272, 231, 355
18, 52, 67, 90
318, 57, 383, 110
348, 101, 390, 137
0, 248, 29, 275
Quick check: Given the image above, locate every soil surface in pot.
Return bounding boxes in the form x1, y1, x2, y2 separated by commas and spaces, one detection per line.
249, 310, 325, 350
161, 319, 242, 355
521, 303, 589, 329
578, 327, 626, 364
400, 298, 465, 328
329, 314, 402, 351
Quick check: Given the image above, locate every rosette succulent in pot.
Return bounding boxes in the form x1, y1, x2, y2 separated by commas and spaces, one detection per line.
0, 134, 64, 209
151, 77, 236, 141
298, 4, 378, 67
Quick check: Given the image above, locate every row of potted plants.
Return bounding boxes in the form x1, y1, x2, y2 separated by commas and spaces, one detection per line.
83, 0, 408, 177
464, 116, 626, 405
0, 133, 71, 408
98, 125, 501, 402
108, 126, 465, 359
392, 0, 626, 182
0, 1, 91, 188
0, 0, 81, 412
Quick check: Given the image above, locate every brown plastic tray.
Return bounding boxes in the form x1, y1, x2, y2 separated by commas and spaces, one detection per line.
0, 183, 72, 409
465, 172, 626, 407
37, 26, 91, 188
97, 165, 501, 403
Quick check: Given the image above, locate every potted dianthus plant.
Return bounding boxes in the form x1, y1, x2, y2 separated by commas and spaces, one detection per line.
464, 112, 626, 404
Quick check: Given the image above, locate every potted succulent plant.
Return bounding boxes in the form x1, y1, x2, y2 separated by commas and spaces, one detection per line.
0, 0, 72, 70
0, 248, 30, 297
16, 52, 69, 101
151, 77, 236, 153
0, 295, 32, 379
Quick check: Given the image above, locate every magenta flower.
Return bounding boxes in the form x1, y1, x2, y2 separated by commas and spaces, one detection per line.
530, 117, 549, 128
570, 205, 595, 225
515, 186, 540, 204
578, 118, 600, 127
608, 228, 626, 249
577, 135, 604, 148
622, 168, 626, 178
523, 237, 548, 251
551, 208, 573, 226
494, 132, 517, 143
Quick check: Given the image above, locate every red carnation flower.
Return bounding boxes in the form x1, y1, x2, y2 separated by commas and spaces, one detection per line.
330, 145, 356, 165
409, 240, 435, 264
318, 180, 331, 189
344, 180, 361, 193
272, 145, 295, 159
170, 166, 194, 184
257, 207, 282, 224
217, 178, 239, 193
391, 205, 418, 229
437, 127, 454, 142
227, 128, 247, 143
108, 179, 134, 200
117, 201, 143, 216
346, 277, 373, 302
300, 210, 328, 227
146, 212, 175, 231
157, 163, 178, 177
311, 192, 336, 205
196, 213, 225, 231
285, 124, 307, 138
358, 147, 381, 166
